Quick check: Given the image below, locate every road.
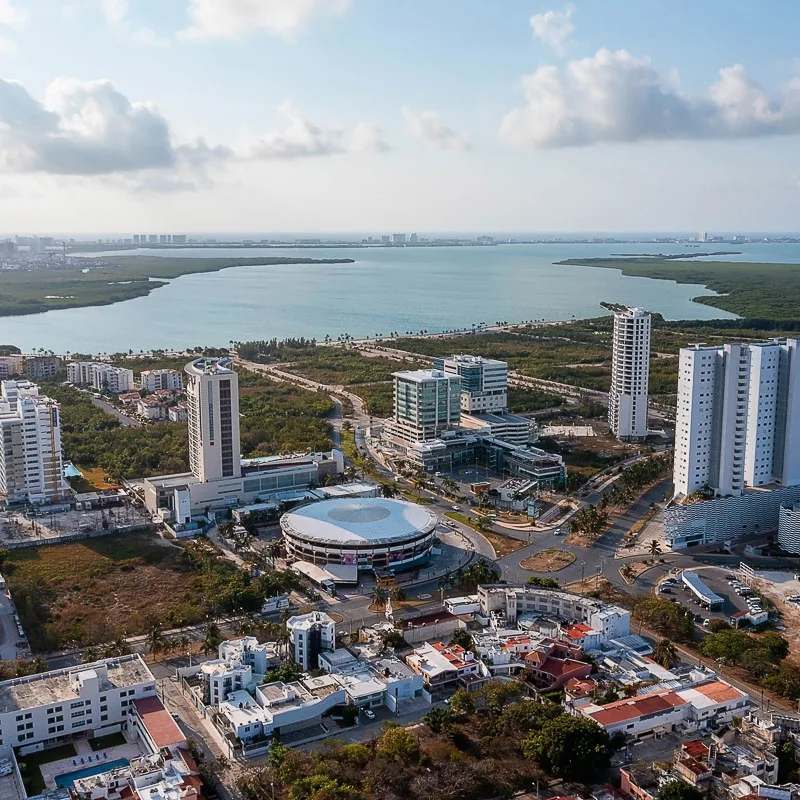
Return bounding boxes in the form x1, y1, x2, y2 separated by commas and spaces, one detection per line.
89, 394, 142, 428
0, 589, 23, 661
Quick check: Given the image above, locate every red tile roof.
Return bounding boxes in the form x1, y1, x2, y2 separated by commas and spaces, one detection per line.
565, 677, 597, 697
563, 622, 593, 640
588, 690, 686, 726
691, 681, 745, 703
133, 696, 186, 749
682, 740, 710, 759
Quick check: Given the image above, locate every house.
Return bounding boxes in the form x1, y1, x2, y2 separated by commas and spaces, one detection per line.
564, 677, 598, 709
137, 397, 167, 421
523, 639, 592, 690
620, 762, 662, 800
406, 641, 489, 695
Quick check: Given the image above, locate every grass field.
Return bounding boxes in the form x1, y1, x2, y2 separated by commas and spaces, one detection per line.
17, 743, 77, 795
78, 466, 121, 490
0, 255, 355, 317
5, 532, 206, 651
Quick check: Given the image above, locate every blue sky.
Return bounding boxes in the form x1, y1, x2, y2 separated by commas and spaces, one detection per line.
2, 0, 800, 234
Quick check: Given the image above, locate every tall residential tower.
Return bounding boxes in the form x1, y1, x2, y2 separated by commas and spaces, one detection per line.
0, 380, 65, 504
391, 369, 461, 443
674, 339, 800, 498
185, 358, 241, 483
608, 307, 651, 441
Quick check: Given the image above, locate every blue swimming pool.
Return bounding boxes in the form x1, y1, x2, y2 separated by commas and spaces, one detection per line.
54, 758, 130, 788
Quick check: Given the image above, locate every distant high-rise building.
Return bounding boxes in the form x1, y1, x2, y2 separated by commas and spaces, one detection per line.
140, 369, 183, 392
159, 235, 169, 245
409, 233, 419, 245
0, 356, 24, 380
148, 235, 158, 244
698, 231, 708, 243
392, 233, 406, 246
172, 234, 187, 245
185, 358, 241, 482
133, 235, 140, 245
67, 362, 134, 394
381, 235, 391, 246
25, 355, 61, 381
609, 307, 651, 441
434, 354, 508, 414
674, 339, 800, 498
0, 380, 65, 504
391, 369, 461, 443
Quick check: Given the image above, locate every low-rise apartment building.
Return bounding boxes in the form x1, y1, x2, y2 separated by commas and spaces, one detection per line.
477, 584, 631, 642
579, 680, 749, 740
0, 655, 156, 750
0, 356, 23, 380
67, 363, 135, 394
287, 612, 336, 671
139, 370, 183, 392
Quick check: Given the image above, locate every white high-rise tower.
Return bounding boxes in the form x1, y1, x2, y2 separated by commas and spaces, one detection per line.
185, 358, 241, 483
609, 307, 651, 441
674, 339, 800, 498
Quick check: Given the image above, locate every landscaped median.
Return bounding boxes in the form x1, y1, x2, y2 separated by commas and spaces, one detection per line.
444, 512, 525, 557
520, 548, 575, 572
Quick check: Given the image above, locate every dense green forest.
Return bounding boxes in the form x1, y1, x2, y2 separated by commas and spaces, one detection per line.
45, 366, 333, 478
559, 258, 800, 321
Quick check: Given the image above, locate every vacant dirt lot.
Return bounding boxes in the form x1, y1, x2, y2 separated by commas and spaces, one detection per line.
5, 532, 205, 651
520, 548, 575, 572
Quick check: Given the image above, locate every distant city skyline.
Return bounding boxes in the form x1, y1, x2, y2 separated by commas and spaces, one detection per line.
2, 1, 800, 232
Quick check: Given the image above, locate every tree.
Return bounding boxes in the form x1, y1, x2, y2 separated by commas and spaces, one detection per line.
448, 688, 475, 718
264, 662, 304, 684
475, 514, 494, 532
633, 598, 694, 642
380, 482, 396, 498
648, 539, 662, 560
479, 680, 524, 716
497, 698, 563, 736
652, 638, 678, 669
522, 715, 613, 782
370, 586, 388, 611
700, 630, 758, 665
423, 706, 454, 734
376, 725, 418, 762
147, 621, 164, 659
389, 585, 406, 603
760, 631, 790, 663
657, 780, 704, 800
201, 622, 223, 655
526, 576, 559, 588
441, 476, 459, 498
448, 628, 474, 651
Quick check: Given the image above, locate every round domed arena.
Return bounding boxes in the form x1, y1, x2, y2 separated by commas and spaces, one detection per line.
281, 497, 438, 571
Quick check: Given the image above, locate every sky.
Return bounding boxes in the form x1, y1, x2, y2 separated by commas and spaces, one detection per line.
2, 0, 800, 234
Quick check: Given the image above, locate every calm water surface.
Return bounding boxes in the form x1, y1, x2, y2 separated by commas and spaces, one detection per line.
3, 241, 796, 352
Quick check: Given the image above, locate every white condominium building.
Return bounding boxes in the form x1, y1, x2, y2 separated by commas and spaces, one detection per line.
185, 358, 241, 482
67, 362, 135, 394
140, 369, 184, 392
391, 369, 461, 443
0, 655, 156, 749
0, 380, 65, 504
608, 307, 651, 441
674, 339, 800, 498
433, 355, 508, 413
286, 611, 336, 671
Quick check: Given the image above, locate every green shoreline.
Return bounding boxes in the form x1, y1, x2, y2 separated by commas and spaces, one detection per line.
0, 256, 355, 317
557, 257, 800, 322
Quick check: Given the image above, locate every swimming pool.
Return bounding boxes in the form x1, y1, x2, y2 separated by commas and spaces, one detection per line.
54, 758, 130, 788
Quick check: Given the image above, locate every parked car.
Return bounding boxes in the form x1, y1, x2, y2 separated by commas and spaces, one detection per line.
364, 709, 376, 720
702, 619, 710, 627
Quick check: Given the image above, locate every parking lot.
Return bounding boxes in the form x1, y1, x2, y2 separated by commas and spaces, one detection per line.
655, 566, 761, 627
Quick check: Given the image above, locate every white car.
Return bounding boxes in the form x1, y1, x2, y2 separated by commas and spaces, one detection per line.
702, 619, 710, 627
364, 709, 376, 720
451, 505, 460, 511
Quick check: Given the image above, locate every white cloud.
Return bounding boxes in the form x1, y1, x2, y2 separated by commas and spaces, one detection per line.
131, 27, 171, 47
500, 49, 800, 148
530, 6, 574, 54
181, 0, 351, 40
246, 101, 344, 159
402, 107, 471, 150
101, 0, 127, 28
0, 0, 26, 27
0, 77, 228, 181
351, 121, 390, 153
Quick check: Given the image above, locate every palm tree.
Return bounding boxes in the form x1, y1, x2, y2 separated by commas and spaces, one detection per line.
380, 482, 396, 499
475, 514, 494, 532
652, 638, 678, 669
201, 622, 223, 655
370, 585, 388, 611
441, 476, 459, 498
147, 623, 165, 659
648, 539, 662, 560
389, 585, 406, 603
411, 471, 429, 498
